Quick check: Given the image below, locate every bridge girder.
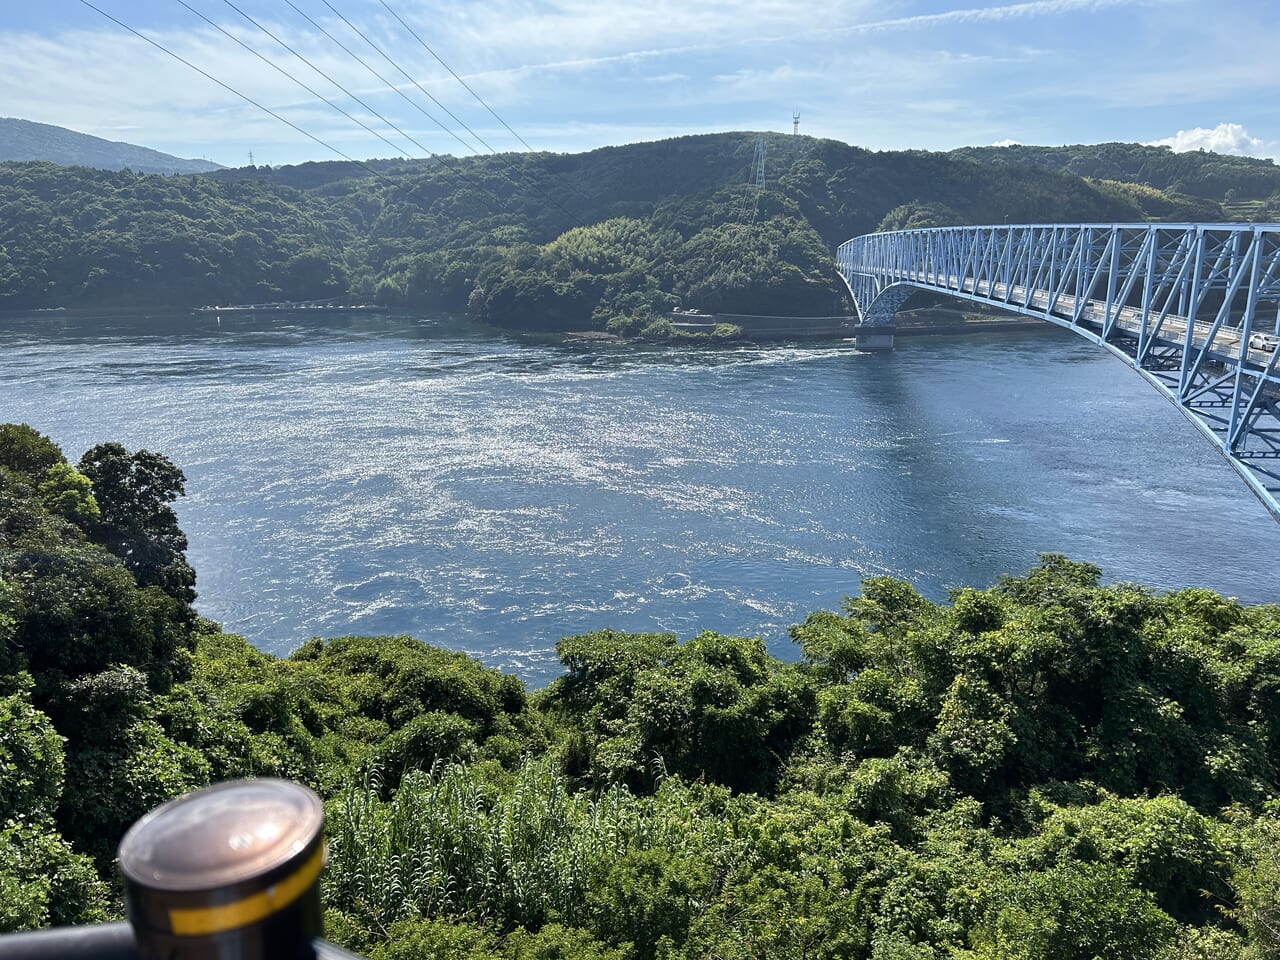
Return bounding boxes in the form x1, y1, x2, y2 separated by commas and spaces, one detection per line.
837, 222, 1280, 520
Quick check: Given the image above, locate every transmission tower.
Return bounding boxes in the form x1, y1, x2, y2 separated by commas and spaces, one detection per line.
792, 111, 800, 135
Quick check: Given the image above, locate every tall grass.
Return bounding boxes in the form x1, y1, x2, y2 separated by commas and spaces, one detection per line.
324, 758, 745, 932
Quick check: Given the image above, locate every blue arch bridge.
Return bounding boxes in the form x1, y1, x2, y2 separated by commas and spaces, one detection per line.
836, 223, 1280, 520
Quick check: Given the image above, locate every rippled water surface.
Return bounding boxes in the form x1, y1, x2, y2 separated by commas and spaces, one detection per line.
5, 311, 1279, 683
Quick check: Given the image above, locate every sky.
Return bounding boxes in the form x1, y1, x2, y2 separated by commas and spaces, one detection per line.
1, 0, 1277, 169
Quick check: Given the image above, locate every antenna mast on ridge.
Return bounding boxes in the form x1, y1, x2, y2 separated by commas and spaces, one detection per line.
792, 111, 800, 135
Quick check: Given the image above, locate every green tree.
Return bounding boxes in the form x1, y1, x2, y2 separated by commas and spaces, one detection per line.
0, 424, 64, 478
0, 819, 110, 932
1227, 806, 1280, 958
0, 680, 64, 821
8, 541, 193, 689
547, 629, 816, 794
0, 680, 110, 932
77, 442, 196, 604
37, 462, 99, 526
968, 861, 1177, 960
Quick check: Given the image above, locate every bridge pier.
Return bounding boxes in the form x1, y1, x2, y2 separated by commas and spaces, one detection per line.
854, 325, 895, 351
850, 284, 914, 351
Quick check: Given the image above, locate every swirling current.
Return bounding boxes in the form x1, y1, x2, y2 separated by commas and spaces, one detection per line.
4, 311, 1278, 685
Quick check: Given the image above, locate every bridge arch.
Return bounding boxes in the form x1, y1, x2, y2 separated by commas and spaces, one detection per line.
836, 222, 1280, 520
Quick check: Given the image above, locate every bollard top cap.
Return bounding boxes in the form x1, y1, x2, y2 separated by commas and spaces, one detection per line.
118, 778, 323, 892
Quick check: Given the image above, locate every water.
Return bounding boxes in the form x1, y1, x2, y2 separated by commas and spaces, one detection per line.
4, 310, 1278, 684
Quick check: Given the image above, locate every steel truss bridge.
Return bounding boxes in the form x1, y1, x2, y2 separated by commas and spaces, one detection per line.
836, 223, 1280, 519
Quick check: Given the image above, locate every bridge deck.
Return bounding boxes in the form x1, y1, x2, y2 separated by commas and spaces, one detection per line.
837, 223, 1280, 520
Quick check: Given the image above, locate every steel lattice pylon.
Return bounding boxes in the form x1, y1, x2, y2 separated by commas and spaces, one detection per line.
837, 223, 1280, 520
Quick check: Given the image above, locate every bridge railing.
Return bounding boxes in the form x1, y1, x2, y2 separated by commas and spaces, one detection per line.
836, 222, 1280, 520
839, 223, 1280, 331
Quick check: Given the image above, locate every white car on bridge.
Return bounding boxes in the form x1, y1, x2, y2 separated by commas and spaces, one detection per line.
1249, 332, 1279, 352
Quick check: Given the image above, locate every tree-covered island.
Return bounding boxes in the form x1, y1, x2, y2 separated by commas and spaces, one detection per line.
3, 420, 1280, 959
2, 133, 1277, 336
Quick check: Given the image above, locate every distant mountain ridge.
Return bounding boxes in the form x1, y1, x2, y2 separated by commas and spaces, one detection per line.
948, 141, 1280, 202
0, 117, 222, 175
2, 130, 1277, 318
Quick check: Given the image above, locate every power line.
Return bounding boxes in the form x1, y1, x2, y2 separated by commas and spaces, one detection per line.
269, 0, 569, 224
318, 0, 589, 224
82, 0, 580, 238
319, 0, 499, 157
75, 0, 366, 168
241, 0, 553, 220
173, 0, 412, 161
196, 0, 549, 220
76, 0, 513, 225
377, 0, 536, 153
277, 0, 558, 211
280, 0, 468, 155
220, 0, 456, 161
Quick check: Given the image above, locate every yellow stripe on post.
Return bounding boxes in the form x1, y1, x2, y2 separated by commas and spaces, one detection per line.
168, 844, 325, 936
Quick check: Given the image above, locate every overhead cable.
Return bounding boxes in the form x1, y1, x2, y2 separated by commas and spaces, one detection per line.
319, 0, 588, 223
79, 0, 511, 217
377, 0, 536, 153
215, 0, 445, 160
319, 0, 500, 156
75, 0, 368, 168
297, 0, 583, 223
174, 0, 413, 160
210, 0, 557, 219
83, 0, 580, 231
280, 0, 470, 155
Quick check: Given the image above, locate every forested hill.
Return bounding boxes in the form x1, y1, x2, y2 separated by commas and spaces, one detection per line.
950, 142, 1280, 203
0, 132, 1274, 332
0, 117, 222, 175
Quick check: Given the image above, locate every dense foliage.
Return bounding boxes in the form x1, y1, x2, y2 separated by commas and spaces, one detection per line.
3, 133, 1275, 331
949, 142, 1280, 205
3, 422, 1280, 957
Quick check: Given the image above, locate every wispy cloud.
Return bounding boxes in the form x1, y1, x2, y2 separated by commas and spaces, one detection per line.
456, 0, 1149, 87
829, 0, 1159, 35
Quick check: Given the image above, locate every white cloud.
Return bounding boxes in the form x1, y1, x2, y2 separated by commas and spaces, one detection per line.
829, 0, 1144, 36
5, 0, 1264, 166
992, 139, 1021, 147
1146, 122, 1273, 159
440, 0, 1126, 93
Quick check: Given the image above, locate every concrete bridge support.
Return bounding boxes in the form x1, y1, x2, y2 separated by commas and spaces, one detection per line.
854, 326, 896, 351
853, 284, 916, 351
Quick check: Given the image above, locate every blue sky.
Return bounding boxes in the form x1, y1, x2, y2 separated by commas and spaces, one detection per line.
2, 0, 1277, 168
